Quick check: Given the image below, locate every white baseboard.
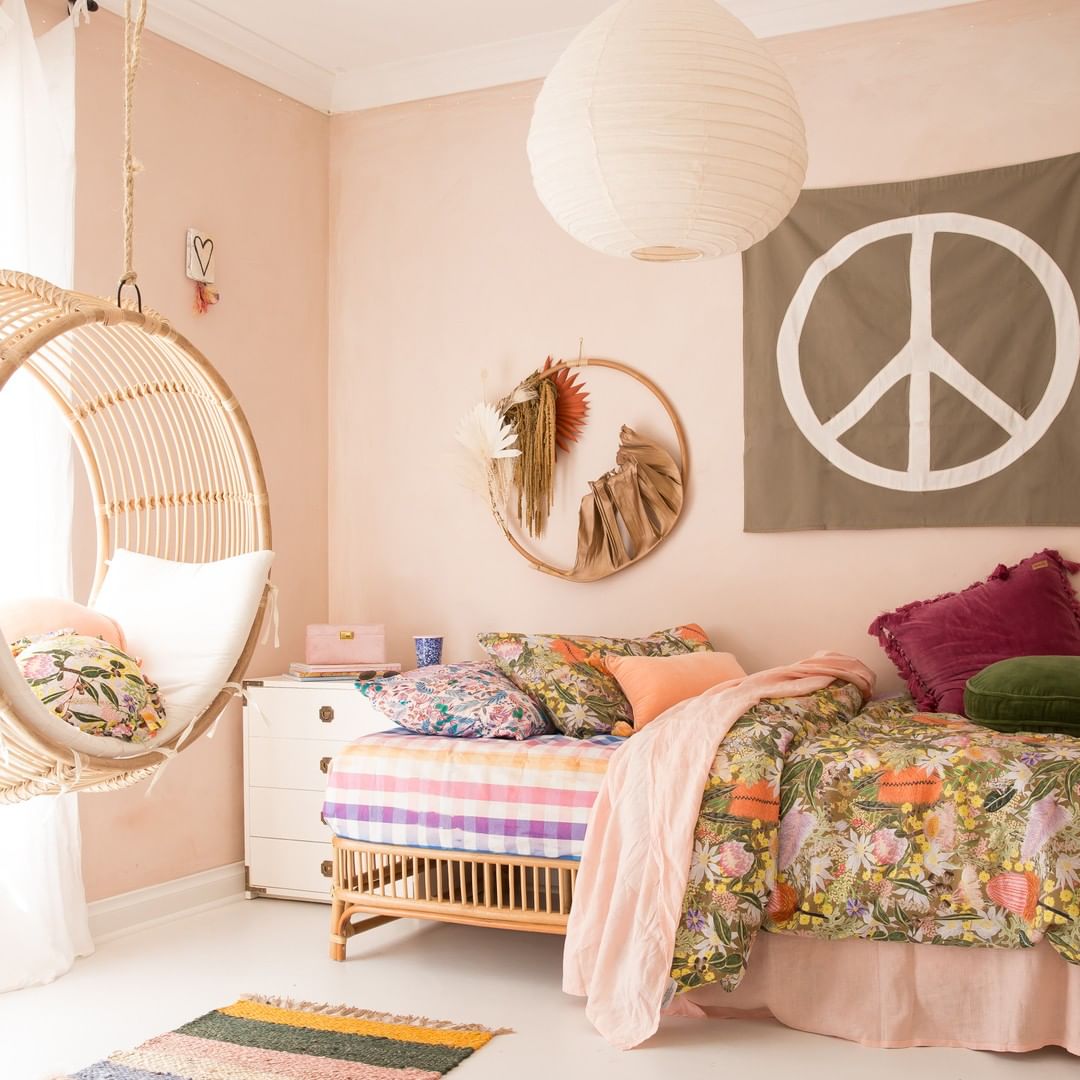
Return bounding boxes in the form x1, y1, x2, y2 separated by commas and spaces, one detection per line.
88, 861, 246, 944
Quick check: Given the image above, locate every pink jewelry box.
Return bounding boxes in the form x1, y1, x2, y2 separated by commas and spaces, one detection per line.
305, 624, 386, 666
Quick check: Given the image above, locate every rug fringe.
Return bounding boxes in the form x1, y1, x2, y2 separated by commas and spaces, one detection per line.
239, 993, 513, 1036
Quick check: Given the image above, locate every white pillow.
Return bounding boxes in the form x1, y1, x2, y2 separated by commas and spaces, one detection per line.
92, 549, 274, 742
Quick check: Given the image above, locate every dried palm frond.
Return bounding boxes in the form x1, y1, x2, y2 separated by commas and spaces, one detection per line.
542, 356, 590, 455
454, 401, 520, 509
570, 426, 683, 582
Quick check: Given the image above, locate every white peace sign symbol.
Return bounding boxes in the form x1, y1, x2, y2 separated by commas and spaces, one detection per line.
776, 212, 1080, 492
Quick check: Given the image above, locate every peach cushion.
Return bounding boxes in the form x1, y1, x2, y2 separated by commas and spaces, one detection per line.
0, 596, 126, 651
607, 651, 746, 729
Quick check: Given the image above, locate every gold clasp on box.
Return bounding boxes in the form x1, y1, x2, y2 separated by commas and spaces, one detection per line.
339, 630, 355, 640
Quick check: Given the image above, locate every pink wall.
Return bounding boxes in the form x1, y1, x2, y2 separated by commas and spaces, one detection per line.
56, 10, 331, 901
22, 0, 1080, 902
327, 0, 1080, 683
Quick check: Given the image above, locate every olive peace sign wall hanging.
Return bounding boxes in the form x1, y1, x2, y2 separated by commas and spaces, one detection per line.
744, 152, 1080, 531
455, 357, 687, 582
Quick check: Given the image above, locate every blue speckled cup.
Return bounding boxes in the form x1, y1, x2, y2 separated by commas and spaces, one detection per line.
414, 635, 444, 668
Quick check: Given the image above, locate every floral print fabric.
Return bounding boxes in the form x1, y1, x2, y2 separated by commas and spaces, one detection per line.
671, 684, 1080, 997
478, 624, 713, 738
13, 629, 166, 742
356, 661, 551, 739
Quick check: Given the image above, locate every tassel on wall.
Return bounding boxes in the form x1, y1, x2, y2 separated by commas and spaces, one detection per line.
193, 281, 219, 314
502, 372, 557, 538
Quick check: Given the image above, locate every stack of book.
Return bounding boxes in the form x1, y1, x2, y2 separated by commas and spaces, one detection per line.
286, 662, 402, 682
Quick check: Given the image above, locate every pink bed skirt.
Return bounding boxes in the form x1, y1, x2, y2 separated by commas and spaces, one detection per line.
674, 935, 1080, 1054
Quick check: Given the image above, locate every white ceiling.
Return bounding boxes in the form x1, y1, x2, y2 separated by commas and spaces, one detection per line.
97, 0, 983, 114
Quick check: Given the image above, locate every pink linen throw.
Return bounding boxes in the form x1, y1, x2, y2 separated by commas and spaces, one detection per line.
562, 652, 876, 1049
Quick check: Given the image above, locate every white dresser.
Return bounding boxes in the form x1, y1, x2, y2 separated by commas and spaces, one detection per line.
242, 676, 395, 902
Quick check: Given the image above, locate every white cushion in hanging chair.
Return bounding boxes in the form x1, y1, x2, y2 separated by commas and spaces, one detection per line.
4, 548, 275, 764
1, 542, 271, 762
91, 548, 274, 750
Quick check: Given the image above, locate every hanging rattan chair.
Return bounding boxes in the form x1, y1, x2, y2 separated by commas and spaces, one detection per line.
0, 270, 271, 803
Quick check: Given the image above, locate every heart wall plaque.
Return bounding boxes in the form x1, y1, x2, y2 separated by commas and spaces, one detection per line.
185, 227, 216, 284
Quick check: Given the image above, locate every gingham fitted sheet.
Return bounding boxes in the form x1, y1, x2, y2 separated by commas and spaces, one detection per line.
322, 728, 622, 860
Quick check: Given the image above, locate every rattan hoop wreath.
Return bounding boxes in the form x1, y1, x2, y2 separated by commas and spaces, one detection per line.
492, 358, 688, 581
0, 271, 272, 803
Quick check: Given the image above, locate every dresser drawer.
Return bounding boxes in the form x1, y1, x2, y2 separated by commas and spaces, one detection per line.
248, 736, 349, 790
248, 836, 334, 898
249, 786, 330, 843
245, 684, 385, 741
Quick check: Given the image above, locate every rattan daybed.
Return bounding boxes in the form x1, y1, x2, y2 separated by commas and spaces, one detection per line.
322, 727, 614, 958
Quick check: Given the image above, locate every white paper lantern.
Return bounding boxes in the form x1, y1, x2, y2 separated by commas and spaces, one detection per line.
527, 0, 808, 261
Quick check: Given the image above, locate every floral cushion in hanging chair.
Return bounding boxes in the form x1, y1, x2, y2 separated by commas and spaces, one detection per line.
13, 630, 166, 742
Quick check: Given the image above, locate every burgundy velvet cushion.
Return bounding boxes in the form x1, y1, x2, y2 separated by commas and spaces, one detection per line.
868, 550, 1080, 715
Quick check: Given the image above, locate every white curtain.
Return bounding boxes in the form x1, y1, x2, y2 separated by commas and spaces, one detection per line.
0, 0, 93, 992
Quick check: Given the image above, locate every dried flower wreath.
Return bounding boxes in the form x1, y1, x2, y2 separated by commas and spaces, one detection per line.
455, 356, 687, 583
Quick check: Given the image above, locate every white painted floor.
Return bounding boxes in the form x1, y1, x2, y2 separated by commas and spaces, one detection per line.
1, 898, 1075, 1080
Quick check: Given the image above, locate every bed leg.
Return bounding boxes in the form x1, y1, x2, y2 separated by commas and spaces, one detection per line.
330, 894, 348, 962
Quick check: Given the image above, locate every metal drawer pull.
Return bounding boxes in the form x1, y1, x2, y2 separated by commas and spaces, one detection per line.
319, 705, 334, 723
321, 860, 333, 878
320, 756, 331, 774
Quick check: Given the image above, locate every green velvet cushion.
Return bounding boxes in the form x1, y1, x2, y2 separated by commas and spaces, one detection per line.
964, 656, 1080, 733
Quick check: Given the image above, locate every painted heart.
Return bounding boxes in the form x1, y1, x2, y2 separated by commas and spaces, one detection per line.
193, 235, 214, 277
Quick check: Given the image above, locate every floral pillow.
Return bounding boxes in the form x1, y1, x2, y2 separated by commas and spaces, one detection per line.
478, 624, 714, 737
13, 629, 167, 742
356, 661, 551, 739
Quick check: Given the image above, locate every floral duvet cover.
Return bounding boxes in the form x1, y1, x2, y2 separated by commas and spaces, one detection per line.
671, 683, 1080, 996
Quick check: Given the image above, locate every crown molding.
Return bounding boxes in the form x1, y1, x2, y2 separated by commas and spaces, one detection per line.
332, 0, 978, 113
95, 0, 981, 115
331, 27, 577, 114
95, 0, 336, 113
725, 0, 979, 38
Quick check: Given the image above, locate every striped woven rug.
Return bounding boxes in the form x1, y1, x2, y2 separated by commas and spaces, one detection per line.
65, 995, 508, 1079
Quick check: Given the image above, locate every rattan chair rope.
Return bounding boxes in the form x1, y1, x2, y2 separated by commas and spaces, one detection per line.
0, 272, 271, 803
